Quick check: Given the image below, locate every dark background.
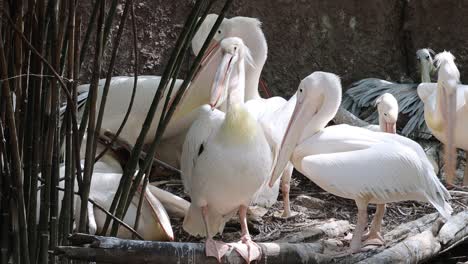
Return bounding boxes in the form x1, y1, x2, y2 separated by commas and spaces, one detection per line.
79, 0, 468, 97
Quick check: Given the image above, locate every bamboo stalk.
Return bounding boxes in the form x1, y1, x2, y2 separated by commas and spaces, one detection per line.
95, 0, 139, 162
79, 0, 105, 233
0, 19, 30, 264
108, 0, 211, 236
59, 1, 76, 258
92, 0, 132, 167
0, 119, 13, 264
78, 0, 99, 67
125, 0, 231, 217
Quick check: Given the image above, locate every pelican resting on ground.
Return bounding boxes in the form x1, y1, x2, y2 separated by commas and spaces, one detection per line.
77, 14, 268, 169
39, 141, 176, 241
342, 48, 436, 138
365, 93, 398, 133
181, 37, 272, 263
418, 51, 468, 186
270, 71, 452, 254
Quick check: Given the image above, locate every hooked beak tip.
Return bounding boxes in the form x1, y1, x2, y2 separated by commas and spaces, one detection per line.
210, 104, 216, 110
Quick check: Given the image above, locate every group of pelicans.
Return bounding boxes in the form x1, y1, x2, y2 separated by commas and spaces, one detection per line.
59, 13, 468, 263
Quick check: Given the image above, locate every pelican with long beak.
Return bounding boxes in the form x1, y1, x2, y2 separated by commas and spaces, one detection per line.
417, 51, 468, 186
269, 72, 452, 254
365, 93, 398, 133
181, 37, 272, 263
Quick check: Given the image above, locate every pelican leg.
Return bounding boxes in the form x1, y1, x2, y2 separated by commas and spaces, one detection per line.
232, 205, 262, 263
281, 164, 293, 218
362, 204, 385, 247
349, 203, 369, 253
202, 206, 230, 262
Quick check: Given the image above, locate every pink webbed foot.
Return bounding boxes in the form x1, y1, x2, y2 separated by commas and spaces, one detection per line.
231, 234, 262, 264
205, 238, 231, 263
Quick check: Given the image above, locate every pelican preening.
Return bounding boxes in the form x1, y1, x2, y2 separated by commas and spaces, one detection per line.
418, 51, 468, 186
343, 48, 436, 138
181, 37, 270, 262
365, 93, 398, 133
270, 72, 452, 253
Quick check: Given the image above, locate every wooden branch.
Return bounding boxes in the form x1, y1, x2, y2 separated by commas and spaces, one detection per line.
332, 107, 369, 127
56, 233, 329, 264
56, 210, 468, 264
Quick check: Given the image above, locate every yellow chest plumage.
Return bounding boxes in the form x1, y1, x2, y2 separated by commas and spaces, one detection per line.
217, 104, 258, 145
426, 111, 444, 132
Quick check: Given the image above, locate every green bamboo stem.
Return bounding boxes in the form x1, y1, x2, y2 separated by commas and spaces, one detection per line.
95, 0, 139, 162
0, 119, 13, 264
125, 0, 230, 215
107, 0, 207, 236
59, 2, 76, 258
92, 0, 132, 166
78, 0, 99, 67
0, 19, 31, 264
79, 0, 105, 233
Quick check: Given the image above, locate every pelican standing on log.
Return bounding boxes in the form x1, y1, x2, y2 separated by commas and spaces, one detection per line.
270, 72, 452, 254
418, 51, 468, 186
181, 37, 272, 263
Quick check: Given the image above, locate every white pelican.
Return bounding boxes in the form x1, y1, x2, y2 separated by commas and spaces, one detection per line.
78, 14, 268, 168
417, 51, 468, 186
181, 37, 272, 263
40, 142, 175, 241
270, 71, 452, 254
244, 92, 296, 216
365, 93, 398, 133
343, 48, 436, 138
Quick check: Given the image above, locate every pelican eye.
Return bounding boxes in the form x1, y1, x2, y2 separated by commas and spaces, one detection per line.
300, 88, 303, 93
425, 55, 430, 59
234, 46, 237, 50
218, 30, 221, 34
384, 113, 388, 116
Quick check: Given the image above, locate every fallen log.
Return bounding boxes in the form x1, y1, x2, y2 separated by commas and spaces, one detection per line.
56, 233, 330, 264
55, 210, 468, 264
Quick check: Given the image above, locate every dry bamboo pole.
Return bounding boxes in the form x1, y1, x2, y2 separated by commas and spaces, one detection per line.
0, 18, 30, 264
79, 0, 105, 233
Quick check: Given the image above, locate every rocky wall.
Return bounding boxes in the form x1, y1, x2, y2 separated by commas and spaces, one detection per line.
78, 0, 468, 97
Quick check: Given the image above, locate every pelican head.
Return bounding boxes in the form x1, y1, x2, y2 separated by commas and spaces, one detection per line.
192, 14, 267, 101
416, 48, 436, 83
434, 51, 460, 185
209, 37, 254, 109
269, 72, 342, 187
375, 93, 398, 133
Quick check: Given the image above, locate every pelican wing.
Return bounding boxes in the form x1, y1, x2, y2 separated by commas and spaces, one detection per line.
180, 105, 224, 196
